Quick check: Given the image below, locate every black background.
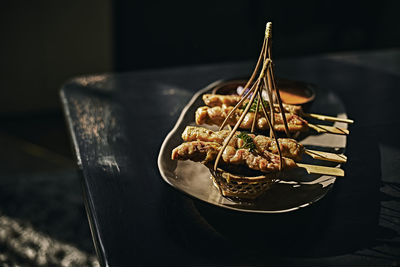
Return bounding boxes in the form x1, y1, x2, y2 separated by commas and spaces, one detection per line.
114, 0, 400, 70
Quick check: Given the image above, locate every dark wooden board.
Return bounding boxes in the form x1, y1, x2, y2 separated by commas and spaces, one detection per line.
61, 50, 400, 266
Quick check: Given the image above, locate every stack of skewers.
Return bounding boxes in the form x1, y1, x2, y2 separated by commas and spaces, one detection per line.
171, 22, 353, 199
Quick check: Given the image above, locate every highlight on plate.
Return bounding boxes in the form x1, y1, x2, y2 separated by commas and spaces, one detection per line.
171, 22, 353, 200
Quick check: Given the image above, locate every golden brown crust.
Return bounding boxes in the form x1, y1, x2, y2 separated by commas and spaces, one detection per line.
202, 94, 242, 107
171, 140, 296, 173
195, 106, 308, 132
202, 94, 303, 114
182, 126, 304, 161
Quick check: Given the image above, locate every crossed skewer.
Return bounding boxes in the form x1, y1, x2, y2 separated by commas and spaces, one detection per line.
172, 22, 351, 199
206, 22, 350, 177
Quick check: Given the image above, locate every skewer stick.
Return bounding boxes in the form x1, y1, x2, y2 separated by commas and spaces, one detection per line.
182, 126, 348, 164
268, 65, 291, 138
303, 113, 354, 124
213, 22, 345, 176
263, 24, 275, 138
255, 34, 285, 169
308, 124, 349, 135
265, 22, 291, 138
219, 80, 258, 131
240, 34, 267, 96
258, 88, 284, 170
265, 76, 275, 138
214, 79, 261, 171
251, 97, 260, 133
202, 94, 354, 125
296, 163, 345, 177
264, 74, 274, 138
305, 149, 347, 163
214, 58, 280, 172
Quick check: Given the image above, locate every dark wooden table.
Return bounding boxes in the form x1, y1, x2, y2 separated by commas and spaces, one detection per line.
61, 49, 400, 266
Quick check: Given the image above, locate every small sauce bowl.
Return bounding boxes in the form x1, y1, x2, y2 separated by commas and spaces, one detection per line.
211, 78, 316, 108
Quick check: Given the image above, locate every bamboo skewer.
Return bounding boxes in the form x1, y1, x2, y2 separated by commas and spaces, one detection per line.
210, 22, 345, 178
303, 113, 354, 124
308, 124, 349, 135
174, 141, 345, 177
258, 88, 284, 170
214, 59, 279, 171
296, 163, 344, 177
305, 149, 347, 163
171, 22, 348, 202
263, 24, 276, 139
203, 26, 351, 137
202, 94, 354, 125
219, 80, 259, 131
251, 96, 260, 133
182, 126, 347, 163
240, 36, 266, 98
266, 49, 291, 137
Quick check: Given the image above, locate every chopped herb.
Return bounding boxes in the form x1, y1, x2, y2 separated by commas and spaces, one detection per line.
240, 98, 270, 112
236, 132, 256, 152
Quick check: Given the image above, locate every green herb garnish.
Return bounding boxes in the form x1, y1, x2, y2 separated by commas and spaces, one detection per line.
240, 98, 270, 112
236, 132, 256, 152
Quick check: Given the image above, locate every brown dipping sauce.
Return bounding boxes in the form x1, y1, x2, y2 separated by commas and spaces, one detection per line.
276, 79, 315, 105
212, 78, 316, 106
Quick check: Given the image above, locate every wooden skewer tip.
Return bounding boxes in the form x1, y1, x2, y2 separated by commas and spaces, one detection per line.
305, 149, 347, 163
265, 22, 272, 38
304, 113, 354, 124
308, 124, 349, 135
296, 163, 345, 177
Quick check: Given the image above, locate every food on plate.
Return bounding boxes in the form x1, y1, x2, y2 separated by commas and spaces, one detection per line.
168, 22, 347, 200
171, 140, 296, 173
182, 126, 304, 161
171, 126, 345, 199
202, 94, 303, 115
195, 105, 309, 132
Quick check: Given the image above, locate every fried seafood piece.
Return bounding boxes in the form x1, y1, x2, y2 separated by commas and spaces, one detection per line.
202, 94, 303, 114
195, 106, 308, 132
182, 126, 252, 149
171, 141, 220, 163
182, 126, 304, 161
253, 135, 304, 161
171, 141, 296, 173
202, 94, 242, 107
182, 126, 228, 144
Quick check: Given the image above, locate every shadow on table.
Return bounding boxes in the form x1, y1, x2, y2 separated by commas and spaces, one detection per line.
160, 123, 400, 264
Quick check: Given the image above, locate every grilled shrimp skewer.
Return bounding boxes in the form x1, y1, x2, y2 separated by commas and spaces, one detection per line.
171, 141, 344, 177
196, 105, 349, 135
203, 93, 354, 124
172, 141, 297, 174
182, 126, 303, 160
182, 126, 347, 163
